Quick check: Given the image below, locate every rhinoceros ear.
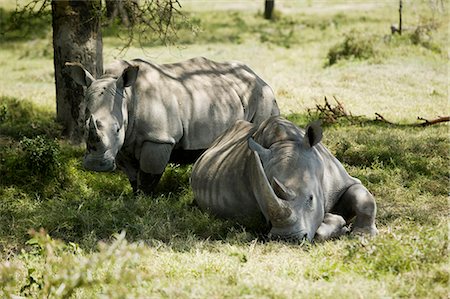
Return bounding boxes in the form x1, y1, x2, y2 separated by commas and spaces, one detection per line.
65, 62, 95, 87
117, 66, 139, 88
248, 138, 294, 224
303, 120, 323, 148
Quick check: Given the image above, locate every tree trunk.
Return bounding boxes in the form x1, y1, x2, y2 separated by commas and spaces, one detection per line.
264, 0, 275, 20
398, 0, 403, 35
51, 0, 103, 143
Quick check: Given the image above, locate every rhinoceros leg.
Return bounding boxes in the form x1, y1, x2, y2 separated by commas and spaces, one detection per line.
332, 184, 378, 236
116, 151, 139, 193
137, 141, 173, 194
137, 171, 162, 195
314, 213, 350, 242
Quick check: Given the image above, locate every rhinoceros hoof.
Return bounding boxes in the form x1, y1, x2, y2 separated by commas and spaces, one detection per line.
315, 225, 351, 242
351, 226, 378, 237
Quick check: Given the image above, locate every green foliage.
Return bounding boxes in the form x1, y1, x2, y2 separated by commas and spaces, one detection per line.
0, 104, 8, 122
326, 30, 379, 66
2, 230, 147, 298
0, 7, 52, 43
408, 25, 442, 53
19, 136, 61, 177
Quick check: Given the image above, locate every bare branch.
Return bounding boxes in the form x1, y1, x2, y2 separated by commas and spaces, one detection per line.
375, 113, 449, 127
310, 97, 449, 128
417, 116, 450, 126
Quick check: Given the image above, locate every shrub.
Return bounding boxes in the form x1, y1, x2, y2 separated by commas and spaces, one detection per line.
19, 135, 61, 178
0, 104, 8, 122
409, 25, 441, 53
326, 30, 378, 66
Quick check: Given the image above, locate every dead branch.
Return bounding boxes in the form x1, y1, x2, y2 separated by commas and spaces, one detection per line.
308, 96, 362, 124
375, 113, 449, 127
417, 116, 450, 126
310, 97, 449, 127
374, 113, 394, 124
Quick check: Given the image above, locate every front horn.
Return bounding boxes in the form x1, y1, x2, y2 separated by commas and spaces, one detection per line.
248, 138, 295, 225
88, 115, 100, 143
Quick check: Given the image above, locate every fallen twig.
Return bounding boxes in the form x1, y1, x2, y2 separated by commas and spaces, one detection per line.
417, 116, 450, 127
310, 97, 449, 127
375, 113, 449, 127
374, 113, 394, 124
308, 96, 358, 124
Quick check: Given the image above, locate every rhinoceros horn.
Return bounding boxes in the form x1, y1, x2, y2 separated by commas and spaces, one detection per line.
88, 115, 100, 142
248, 138, 296, 225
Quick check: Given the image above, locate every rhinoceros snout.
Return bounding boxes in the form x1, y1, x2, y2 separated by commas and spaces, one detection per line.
268, 231, 309, 243
83, 155, 116, 172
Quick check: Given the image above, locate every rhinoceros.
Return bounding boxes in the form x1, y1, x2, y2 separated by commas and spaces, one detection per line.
191, 116, 378, 242
66, 57, 279, 194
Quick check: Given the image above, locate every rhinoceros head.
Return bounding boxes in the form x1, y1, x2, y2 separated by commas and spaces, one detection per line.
248, 121, 325, 242
65, 62, 139, 172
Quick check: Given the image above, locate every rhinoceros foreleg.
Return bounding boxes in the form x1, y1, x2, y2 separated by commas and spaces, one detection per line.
137, 141, 173, 194
137, 171, 162, 195
116, 152, 139, 193
314, 213, 350, 242
332, 184, 378, 236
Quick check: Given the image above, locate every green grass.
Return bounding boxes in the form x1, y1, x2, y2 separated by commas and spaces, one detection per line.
0, 0, 449, 298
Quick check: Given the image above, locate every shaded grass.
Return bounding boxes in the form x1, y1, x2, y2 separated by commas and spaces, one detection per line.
0, 96, 60, 139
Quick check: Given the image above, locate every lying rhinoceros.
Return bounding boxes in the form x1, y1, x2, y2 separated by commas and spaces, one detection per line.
191, 116, 378, 242
66, 57, 279, 194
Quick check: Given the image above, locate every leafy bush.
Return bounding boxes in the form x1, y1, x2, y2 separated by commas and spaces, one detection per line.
326, 31, 378, 66
19, 135, 61, 177
409, 25, 441, 53
0, 103, 8, 122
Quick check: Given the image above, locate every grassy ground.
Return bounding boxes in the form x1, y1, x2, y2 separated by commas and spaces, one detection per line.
0, 1, 449, 298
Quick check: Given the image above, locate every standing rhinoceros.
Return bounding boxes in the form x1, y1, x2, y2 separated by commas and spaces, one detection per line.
66, 57, 279, 194
191, 116, 378, 242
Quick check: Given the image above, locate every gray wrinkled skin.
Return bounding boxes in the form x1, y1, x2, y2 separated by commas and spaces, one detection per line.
191, 116, 378, 242
66, 57, 279, 193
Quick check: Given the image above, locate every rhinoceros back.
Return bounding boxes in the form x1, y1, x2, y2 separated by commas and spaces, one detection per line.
191, 120, 266, 226
125, 57, 279, 151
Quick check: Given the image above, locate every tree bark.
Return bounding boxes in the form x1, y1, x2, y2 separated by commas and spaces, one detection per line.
399, 0, 403, 35
51, 0, 103, 143
264, 0, 275, 20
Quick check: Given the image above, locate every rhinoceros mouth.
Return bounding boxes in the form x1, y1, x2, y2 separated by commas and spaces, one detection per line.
268, 230, 311, 243
83, 153, 116, 172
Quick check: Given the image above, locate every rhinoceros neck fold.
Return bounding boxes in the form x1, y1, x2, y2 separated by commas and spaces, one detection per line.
122, 88, 136, 148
